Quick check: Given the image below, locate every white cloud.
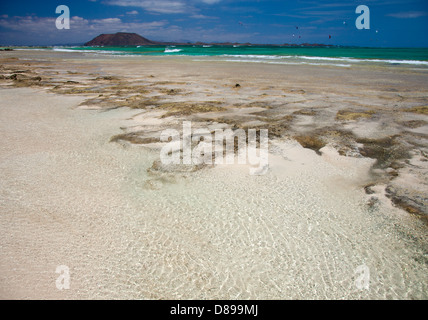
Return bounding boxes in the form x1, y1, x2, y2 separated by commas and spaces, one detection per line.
0, 16, 56, 32
126, 10, 139, 15
106, 0, 188, 14
199, 0, 221, 4
92, 18, 122, 24
191, 14, 218, 19
386, 11, 428, 19
106, 0, 222, 15
0, 15, 170, 44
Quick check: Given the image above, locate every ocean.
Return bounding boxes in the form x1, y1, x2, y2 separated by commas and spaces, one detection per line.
47, 45, 428, 69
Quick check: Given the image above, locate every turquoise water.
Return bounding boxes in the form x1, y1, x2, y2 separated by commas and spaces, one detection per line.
55, 45, 428, 60
50, 45, 428, 68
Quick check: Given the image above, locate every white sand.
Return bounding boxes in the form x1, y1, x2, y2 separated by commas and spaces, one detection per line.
0, 87, 427, 299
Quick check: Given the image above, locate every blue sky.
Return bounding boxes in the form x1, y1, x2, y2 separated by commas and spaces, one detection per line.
0, 0, 427, 46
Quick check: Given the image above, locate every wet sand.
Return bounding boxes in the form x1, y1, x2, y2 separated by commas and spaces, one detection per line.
0, 50, 427, 299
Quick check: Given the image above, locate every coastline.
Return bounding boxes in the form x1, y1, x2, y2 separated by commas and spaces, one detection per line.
0, 50, 427, 299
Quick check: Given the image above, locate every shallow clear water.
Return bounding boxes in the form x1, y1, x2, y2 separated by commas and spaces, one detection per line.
0, 65, 427, 300
46, 46, 428, 69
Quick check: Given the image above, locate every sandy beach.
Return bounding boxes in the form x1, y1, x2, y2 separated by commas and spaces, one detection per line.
0, 50, 427, 299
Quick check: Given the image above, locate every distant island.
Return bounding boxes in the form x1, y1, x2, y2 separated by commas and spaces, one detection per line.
84, 32, 331, 47
84, 33, 159, 46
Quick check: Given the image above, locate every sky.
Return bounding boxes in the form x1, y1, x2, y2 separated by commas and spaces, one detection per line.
0, 0, 427, 47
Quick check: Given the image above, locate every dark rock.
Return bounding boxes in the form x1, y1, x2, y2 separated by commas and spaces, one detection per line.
385, 186, 428, 222
294, 134, 326, 155
110, 132, 158, 145
357, 136, 409, 169
367, 197, 380, 211
95, 76, 117, 81
148, 159, 205, 174
85, 33, 158, 46
364, 184, 376, 195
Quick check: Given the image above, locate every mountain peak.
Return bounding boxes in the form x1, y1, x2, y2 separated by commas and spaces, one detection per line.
84, 33, 158, 46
